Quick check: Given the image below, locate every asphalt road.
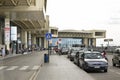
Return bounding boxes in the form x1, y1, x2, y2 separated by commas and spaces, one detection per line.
0, 51, 46, 80
86, 54, 120, 80
1, 51, 120, 80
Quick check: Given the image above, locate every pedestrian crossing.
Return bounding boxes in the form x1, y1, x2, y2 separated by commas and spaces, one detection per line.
0, 65, 40, 71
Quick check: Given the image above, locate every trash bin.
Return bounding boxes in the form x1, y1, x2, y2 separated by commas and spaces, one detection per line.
44, 54, 49, 63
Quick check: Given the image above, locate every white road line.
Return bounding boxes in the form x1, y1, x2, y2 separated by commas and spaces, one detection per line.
0, 66, 7, 70
109, 69, 120, 75
6, 66, 18, 70
19, 66, 29, 70
32, 66, 40, 70
116, 72, 120, 75
109, 69, 115, 72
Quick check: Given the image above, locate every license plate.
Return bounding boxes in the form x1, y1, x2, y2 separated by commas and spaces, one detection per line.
94, 66, 100, 68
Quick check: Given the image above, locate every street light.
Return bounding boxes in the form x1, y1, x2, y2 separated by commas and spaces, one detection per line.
104, 38, 113, 47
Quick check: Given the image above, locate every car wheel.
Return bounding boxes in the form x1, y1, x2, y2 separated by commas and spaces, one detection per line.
77, 61, 80, 66
113, 63, 116, 66
112, 60, 116, 66
104, 69, 108, 72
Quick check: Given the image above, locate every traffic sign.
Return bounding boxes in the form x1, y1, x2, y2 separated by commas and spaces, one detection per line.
45, 33, 52, 40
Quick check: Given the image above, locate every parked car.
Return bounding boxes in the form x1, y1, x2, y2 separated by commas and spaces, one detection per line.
69, 50, 79, 61
73, 51, 83, 66
79, 51, 108, 72
53, 47, 59, 53
61, 47, 69, 55
67, 49, 73, 58
112, 48, 120, 66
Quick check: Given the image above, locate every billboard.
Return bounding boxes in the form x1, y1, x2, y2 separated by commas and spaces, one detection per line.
11, 26, 17, 41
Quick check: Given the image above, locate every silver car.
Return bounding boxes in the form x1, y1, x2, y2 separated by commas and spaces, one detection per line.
79, 51, 108, 72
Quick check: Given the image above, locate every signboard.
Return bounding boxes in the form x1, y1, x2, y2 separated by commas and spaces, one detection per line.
45, 33, 52, 40
104, 39, 113, 42
11, 26, 17, 41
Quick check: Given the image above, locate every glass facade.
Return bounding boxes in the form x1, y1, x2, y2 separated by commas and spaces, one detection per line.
50, 38, 83, 48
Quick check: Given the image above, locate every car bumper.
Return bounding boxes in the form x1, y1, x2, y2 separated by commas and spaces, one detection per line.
84, 65, 108, 71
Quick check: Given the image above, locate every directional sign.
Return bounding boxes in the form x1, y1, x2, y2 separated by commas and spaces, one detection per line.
45, 33, 52, 40
104, 39, 113, 42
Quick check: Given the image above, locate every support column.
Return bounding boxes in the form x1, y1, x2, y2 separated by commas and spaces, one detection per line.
4, 14, 10, 51
39, 38, 41, 47
21, 30, 27, 49
28, 31, 32, 49
83, 38, 88, 47
44, 38, 48, 48
32, 35, 36, 45
0, 29, 2, 44
92, 38, 96, 47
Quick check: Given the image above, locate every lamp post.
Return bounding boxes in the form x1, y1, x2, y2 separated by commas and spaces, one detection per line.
104, 38, 113, 48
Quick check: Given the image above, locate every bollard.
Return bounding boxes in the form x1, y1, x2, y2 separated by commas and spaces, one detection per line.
44, 54, 49, 63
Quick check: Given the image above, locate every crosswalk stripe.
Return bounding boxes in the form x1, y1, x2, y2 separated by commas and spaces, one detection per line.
0, 66, 7, 70
19, 66, 29, 70
6, 66, 18, 70
32, 66, 40, 70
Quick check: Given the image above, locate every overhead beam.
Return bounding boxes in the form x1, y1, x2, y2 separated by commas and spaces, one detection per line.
25, 28, 48, 31
20, 20, 30, 29
12, 21, 25, 30
29, 20, 36, 28
10, 0, 18, 6
26, 0, 31, 6
37, 20, 42, 28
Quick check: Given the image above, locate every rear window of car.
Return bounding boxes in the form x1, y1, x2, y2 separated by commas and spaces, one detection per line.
84, 53, 104, 59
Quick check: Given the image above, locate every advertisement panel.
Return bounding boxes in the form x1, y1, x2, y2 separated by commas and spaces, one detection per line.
11, 26, 17, 41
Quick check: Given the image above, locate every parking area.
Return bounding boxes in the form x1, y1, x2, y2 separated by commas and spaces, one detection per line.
36, 55, 95, 80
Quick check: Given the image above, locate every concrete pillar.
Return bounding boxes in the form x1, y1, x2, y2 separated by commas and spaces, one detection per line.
39, 38, 41, 47
28, 31, 32, 48
21, 30, 27, 48
0, 30, 2, 44
4, 14, 10, 50
32, 35, 36, 45
92, 38, 96, 47
44, 38, 48, 48
83, 38, 88, 47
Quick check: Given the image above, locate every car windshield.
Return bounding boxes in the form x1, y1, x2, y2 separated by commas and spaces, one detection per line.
84, 53, 104, 59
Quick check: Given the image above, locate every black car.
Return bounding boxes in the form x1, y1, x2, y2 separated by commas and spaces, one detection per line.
112, 48, 120, 67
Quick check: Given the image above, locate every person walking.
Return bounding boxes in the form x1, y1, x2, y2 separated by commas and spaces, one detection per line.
102, 47, 108, 61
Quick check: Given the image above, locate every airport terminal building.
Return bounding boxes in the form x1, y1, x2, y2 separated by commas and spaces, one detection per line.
0, 0, 106, 53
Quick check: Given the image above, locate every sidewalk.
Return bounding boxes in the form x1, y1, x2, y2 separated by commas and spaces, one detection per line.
0, 53, 22, 60
0, 51, 34, 60
36, 55, 95, 80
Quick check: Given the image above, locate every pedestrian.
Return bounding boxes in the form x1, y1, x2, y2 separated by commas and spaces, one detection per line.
1, 47, 5, 58
102, 47, 108, 61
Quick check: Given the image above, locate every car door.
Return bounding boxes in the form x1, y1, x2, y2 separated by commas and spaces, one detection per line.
113, 50, 120, 64
79, 53, 84, 68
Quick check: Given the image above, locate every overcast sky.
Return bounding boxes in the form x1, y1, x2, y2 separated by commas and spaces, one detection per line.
46, 0, 120, 46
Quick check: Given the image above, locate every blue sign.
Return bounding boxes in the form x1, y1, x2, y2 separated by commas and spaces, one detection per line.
45, 33, 52, 40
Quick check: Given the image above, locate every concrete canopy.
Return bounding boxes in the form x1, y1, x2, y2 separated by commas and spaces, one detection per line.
0, 0, 48, 35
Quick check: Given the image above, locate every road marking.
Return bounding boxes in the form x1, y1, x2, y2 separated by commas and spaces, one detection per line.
29, 64, 42, 80
109, 69, 115, 72
116, 72, 120, 75
109, 69, 120, 75
32, 66, 40, 70
0, 66, 7, 70
19, 66, 29, 70
6, 66, 18, 70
